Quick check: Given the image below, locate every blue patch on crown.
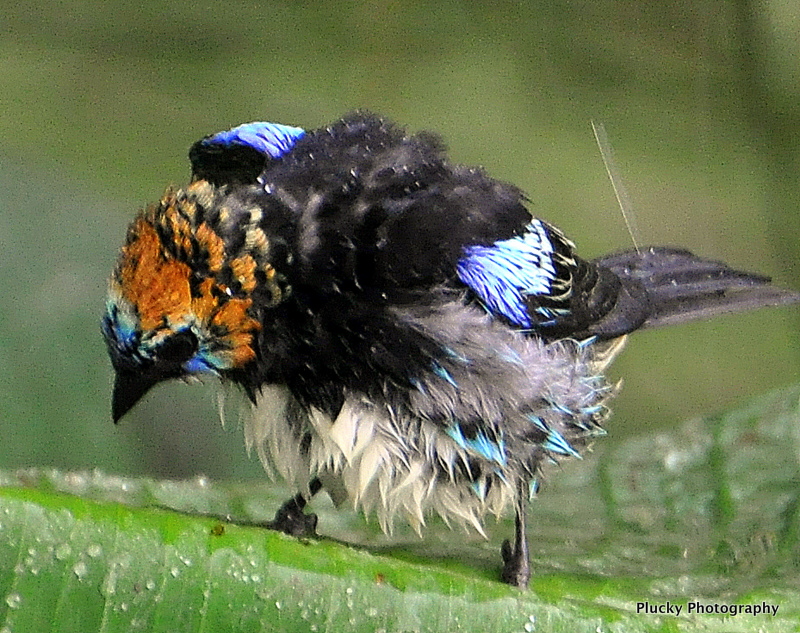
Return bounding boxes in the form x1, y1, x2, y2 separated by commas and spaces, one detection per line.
456, 220, 559, 329
203, 122, 306, 159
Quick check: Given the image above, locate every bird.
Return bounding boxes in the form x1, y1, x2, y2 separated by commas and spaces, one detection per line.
102, 112, 799, 588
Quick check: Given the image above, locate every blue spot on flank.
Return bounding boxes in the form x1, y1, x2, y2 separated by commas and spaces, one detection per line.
470, 478, 488, 501
456, 220, 557, 328
527, 415, 548, 433
551, 402, 574, 416
443, 346, 470, 364
542, 429, 581, 458
446, 424, 507, 464
432, 361, 458, 387
527, 414, 581, 458
492, 468, 509, 486
499, 347, 524, 366
203, 122, 306, 159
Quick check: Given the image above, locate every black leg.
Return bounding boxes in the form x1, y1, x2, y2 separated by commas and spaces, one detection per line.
267, 477, 323, 537
500, 480, 531, 588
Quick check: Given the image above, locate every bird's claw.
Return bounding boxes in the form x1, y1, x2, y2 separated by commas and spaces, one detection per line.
267, 497, 318, 537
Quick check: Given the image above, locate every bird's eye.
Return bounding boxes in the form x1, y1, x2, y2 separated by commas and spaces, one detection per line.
158, 330, 198, 363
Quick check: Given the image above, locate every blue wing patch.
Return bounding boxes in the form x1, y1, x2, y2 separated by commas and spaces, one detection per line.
201, 121, 306, 159
456, 220, 572, 328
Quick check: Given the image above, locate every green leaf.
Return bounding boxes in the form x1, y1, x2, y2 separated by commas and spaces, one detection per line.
2, 385, 800, 632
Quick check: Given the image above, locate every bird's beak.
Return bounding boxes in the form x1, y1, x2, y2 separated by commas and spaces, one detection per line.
112, 370, 163, 423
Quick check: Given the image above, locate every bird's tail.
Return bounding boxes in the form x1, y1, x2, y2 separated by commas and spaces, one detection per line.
595, 247, 800, 331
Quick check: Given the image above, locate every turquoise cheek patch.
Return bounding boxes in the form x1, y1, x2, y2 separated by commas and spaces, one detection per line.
104, 298, 139, 349
183, 347, 236, 374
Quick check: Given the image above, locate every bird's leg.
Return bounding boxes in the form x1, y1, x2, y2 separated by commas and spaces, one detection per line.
267, 477, 323, 537
500, 480, 531, 588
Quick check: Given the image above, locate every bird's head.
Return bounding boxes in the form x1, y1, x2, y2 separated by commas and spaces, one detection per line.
103, 120, 306, 421
103, 179, 292, 421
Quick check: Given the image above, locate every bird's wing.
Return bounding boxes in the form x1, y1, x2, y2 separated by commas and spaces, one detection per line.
454, 219, 655, 338
455, 219, 579, 330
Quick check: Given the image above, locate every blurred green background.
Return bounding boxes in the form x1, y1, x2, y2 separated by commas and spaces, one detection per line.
1, 0, 799, 482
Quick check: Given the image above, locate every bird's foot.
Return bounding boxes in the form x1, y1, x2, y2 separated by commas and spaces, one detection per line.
501, 538, 531, 588
267, 495, 318, 537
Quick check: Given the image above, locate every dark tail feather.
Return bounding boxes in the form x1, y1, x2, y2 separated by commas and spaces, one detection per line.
595, 247, 800, 331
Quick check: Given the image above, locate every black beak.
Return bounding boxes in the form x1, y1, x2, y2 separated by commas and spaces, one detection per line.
112, 371, 163, 423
